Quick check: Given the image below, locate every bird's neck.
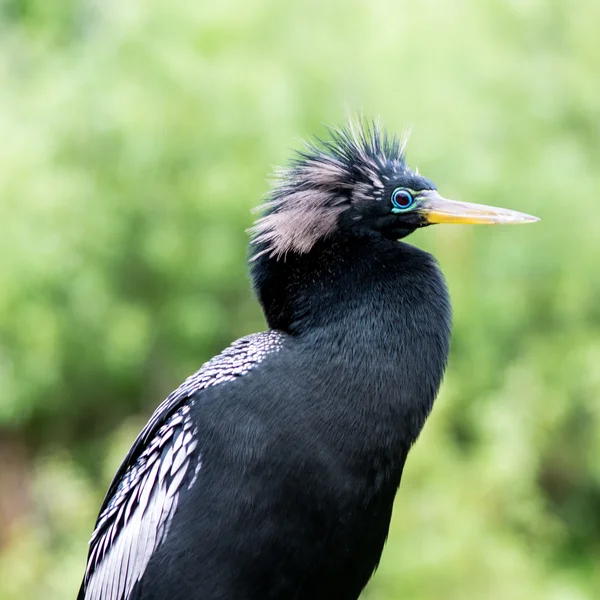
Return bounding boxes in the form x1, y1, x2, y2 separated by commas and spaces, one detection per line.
251, 234, 452, 448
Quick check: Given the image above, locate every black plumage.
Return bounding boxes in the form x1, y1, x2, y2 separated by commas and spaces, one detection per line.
78, 120, 538, 600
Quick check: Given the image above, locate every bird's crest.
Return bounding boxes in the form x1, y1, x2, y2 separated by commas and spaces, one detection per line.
249, 118, 411, 259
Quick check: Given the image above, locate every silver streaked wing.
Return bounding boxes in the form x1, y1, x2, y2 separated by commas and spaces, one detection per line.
84, 404, 197, 600
80, 331, 285, 600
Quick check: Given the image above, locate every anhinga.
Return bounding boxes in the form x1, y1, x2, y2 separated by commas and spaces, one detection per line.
78, 121, 538, 600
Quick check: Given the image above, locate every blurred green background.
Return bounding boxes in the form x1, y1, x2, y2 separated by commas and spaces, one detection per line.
0, 0, 599, 597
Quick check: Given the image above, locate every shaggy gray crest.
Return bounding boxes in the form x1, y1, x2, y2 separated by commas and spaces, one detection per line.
250, 119, 412, 259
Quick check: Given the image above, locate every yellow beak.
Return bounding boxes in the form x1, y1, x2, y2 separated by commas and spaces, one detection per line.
418, 190, 539, 225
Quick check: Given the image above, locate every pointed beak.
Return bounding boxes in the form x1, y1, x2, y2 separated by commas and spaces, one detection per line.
417, 190, 540, 225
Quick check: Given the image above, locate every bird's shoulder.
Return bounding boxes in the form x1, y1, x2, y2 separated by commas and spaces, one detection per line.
101, 330, 286, 505
80, 329, 286, 600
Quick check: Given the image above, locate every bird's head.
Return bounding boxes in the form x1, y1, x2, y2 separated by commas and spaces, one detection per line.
250, 120, 538, 259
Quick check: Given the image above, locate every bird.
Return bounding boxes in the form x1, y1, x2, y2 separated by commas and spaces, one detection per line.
78, 120, 538, 600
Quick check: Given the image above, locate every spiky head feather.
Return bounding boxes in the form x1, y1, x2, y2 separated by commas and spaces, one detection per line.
250, 119, 420, 259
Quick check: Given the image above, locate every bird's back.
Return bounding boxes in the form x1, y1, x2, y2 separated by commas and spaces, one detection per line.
80, 333, 407, 600
112, 335, 409, 600
79, 331, 287, 600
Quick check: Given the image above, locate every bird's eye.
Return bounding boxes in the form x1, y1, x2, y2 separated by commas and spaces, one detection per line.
391, 188, 414, 212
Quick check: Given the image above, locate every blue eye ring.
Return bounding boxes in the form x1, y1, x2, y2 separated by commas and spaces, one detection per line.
391, 188, 414, 212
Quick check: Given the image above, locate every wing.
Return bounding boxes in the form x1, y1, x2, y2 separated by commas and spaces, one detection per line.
79, 331, 285, 600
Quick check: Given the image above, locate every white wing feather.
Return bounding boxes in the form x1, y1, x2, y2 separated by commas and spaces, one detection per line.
81, 331, 285, 600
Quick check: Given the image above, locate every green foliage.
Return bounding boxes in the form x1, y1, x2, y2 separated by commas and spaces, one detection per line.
0, 0, 599, 597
